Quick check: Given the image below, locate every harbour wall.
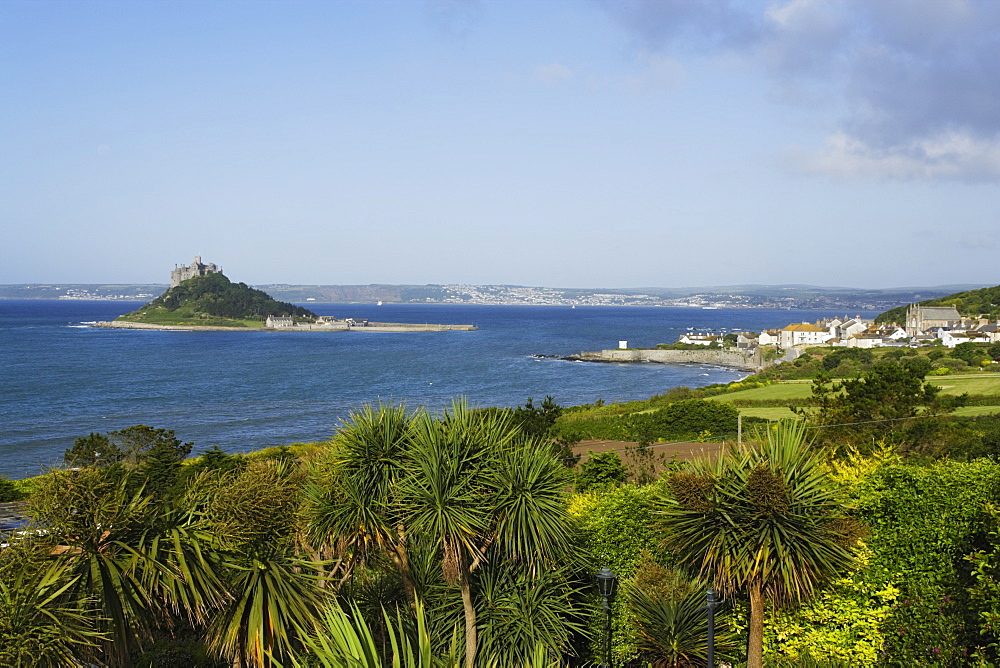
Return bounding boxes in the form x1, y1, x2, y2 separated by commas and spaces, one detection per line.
572, 347, 769, 371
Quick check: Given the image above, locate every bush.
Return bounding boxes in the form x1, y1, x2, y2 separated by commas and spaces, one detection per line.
937, 357, 969, 371
901, 355, 933, 377
0, 476, 22, 502
625, 400, 739, 443
576, 451, 627, 492
855, 459, 1000, 662
823, 348, 875, 371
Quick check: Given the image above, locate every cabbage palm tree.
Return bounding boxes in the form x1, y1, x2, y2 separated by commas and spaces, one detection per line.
400, 400, 576, 668
202, 459, 330, 667
305, 400, 580, 668
28, 467, 156, 666
303, 402, 421, 601
0, 547, 107, 666
652, 421, 860, 668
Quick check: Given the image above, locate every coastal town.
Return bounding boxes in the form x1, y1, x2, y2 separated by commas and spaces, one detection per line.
678, 304, 1000, 351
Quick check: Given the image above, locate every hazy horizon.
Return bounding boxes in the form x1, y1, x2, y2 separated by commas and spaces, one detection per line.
3, 1, 999, 288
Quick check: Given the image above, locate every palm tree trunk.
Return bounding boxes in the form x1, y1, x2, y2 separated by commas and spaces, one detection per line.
460, 560, 477, 668
388, 526, 417, 608
747, 583, 764, 668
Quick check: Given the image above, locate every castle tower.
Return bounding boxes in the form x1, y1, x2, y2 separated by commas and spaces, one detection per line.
171, 256, 221, 287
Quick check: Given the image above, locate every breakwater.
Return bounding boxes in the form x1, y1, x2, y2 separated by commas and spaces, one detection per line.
564, 347, 770, 372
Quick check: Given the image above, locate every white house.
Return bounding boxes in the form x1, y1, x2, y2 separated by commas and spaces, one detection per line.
758, 329, 780, 346
837, 319, 868, 340
847, 334, 885, 349
940, 330, 992, 348
779, 323, 834, 348
678, 334, 722, 346
265, 316, 295, 328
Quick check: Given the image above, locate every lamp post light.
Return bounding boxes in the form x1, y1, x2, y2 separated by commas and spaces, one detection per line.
596, 567, 618, 668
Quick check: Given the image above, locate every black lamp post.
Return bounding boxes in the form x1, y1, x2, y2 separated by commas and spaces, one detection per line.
705, 588, 718, 668
596, 567, 618, 668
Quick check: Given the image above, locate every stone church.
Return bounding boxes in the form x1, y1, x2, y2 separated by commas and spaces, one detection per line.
905, 303, 962, 336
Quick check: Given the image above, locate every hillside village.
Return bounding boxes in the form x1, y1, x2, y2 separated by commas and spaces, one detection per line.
679, 303, 1000, 350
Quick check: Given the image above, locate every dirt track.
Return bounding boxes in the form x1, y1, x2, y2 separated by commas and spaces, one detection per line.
571, 439, 725, 464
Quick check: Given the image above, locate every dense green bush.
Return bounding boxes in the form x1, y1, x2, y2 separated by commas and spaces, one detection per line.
854, 459, 1000, 664
937, 357, 969, 371
576, 451, 627, 492
0, 476, 21, 502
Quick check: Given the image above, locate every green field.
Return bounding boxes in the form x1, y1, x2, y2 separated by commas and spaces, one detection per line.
117, 308, 264, 328
707, 374, 1000, 418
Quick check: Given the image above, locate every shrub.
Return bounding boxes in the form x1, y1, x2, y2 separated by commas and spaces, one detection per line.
0, 476, 22, 502
576, 451, 627, 492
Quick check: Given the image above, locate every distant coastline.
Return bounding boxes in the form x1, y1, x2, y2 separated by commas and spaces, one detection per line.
1, 282, 985, 311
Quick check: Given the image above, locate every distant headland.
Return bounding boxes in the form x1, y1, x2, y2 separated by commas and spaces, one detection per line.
94, 257, 476, 332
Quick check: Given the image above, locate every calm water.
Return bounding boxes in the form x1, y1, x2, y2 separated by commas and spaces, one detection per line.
0, 301, 870, 478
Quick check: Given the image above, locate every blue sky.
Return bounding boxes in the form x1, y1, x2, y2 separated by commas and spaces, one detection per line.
2, 0, 998, 288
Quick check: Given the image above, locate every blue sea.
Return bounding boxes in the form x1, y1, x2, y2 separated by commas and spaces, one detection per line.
0, 301, 872, 479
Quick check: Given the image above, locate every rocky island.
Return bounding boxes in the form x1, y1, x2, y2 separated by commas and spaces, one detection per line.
94, 257, 476, 332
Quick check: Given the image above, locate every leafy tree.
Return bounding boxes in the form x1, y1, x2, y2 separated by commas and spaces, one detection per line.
952, 341, 989, 366
64, 432, 120, 467
821, 348, 874, 372
652, 421, 861, 668
901, 354, 932, 377
626, 399, 739, 443
512, 395, 562, 438
182, 445, 244, 480
989, 342, 1000, 360
577, 450, 627, 492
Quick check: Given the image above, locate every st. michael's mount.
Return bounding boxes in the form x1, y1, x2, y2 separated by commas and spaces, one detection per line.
93, 257, 475, 332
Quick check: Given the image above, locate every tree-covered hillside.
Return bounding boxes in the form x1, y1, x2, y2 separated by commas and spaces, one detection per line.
877, 284, 1000, 324
118, 273, 316, 326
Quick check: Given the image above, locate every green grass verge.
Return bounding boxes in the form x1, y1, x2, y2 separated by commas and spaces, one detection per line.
736, 406, 803, 420
118, 307, 264, 328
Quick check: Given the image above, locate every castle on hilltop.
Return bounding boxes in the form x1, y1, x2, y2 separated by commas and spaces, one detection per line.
171, 256, 221, 287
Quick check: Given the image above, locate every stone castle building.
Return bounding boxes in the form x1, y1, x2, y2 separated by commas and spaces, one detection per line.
171, 256, 221, 288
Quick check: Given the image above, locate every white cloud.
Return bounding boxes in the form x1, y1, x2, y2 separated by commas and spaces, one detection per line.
785, 130, 1000, 181
599, 0, 1000, 182
533, 63, 574, 84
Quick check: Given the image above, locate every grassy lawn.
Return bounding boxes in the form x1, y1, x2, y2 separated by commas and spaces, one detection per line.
946, 405, 1000, 417
708, 383, 814, 403
736, 406, 802, 420
929, 374, 1000, 395
118, 308, 265, 328
709, 374, 1000, 405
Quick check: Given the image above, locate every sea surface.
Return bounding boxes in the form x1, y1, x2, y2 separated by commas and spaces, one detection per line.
0, 301, 874, 479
